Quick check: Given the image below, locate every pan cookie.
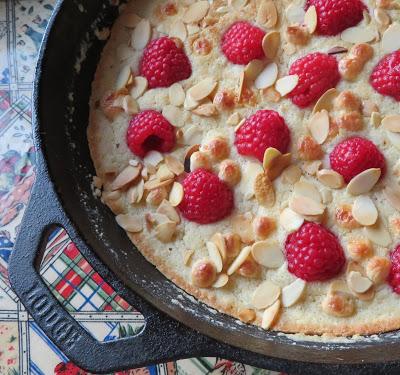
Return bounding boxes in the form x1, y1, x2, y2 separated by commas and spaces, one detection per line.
88, 0, 400, 336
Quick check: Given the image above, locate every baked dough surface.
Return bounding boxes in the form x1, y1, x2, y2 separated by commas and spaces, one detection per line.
88, 0, 400, 336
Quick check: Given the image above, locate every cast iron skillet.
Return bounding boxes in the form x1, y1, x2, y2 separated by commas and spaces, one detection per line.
8, 1, 400, 373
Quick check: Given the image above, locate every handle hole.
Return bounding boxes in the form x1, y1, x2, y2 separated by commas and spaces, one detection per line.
37, 226, 145, 342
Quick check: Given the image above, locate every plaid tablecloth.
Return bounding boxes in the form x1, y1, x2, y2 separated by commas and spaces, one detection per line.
0, 1, 280, 374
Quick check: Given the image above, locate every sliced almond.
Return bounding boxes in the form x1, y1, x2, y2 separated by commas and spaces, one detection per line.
303, 160, 322, 176
381, 114, 400, 132
261, 300, 280, 330
257, 0, 278, 28
238, 162, 264, 199
252, 280, 281, 310
157, 199, 180, 223
383, 185, 400, 212
275, 75, 299, 96
192, 103, 217, 117
187, 24, 200, 35
227, 112, 241, 126
143, 151, 163, 168
227, 245, 252, 275
119, 12, 141, 28
308, 110, 329, 144
162, 105, 184, 127
352, 195, 378, 226
281, 165, 302, 184
184, 249, 194, 265
146, 212, 171, 227
128, 179, 145, 203
262, 31, 280, 59
122, 95, 139, 115
254, 173, 275, 207
230, 0, 248, 9
144, 178, 174, 190
281, 279, 306, 307
327, 46, 348, 55
346, 168, 381, 195
165, 155, 184, 175
232, 213, 255, 244
182, 127, 202, 146
111, 165, 140, 190
254, 63, 278, 90
188, 78, 217, 101
341, 25, 376, 43
211, 232, 227, 262
374, 8, 390, 27
129, 77, 148, 99
286, 4, 305, 24
294, 179, 322, 202
321, 188, 333, 204
317, 169, 344, 189
263, 147, 281, 170
381, 23, 400, 53
238, 71, 245, 101
279, 207, 304, 232
212, 273, 229, 288
252, 241, 285, 268
131, 19, 151, 50
386, 130, 400, 150
156, 164, 175, 181
183, 1, 209, 23
312, 88, 338, 114
289, 196, 325, 216
169, 20, 187, 42
184, 94, 199, 110
266, 153, 292, 181
115, 65, 132, 90
371, 112, 382, 127
364, 221, 392, 247
304, 5, 317, 34
116, 214, 143, 233
155, 221, 177, 242
207, 241, 223, 273
169, 83, 185, 107
169, 182, 184, 207
244, 59, 265, 82
347, 271, 373, 294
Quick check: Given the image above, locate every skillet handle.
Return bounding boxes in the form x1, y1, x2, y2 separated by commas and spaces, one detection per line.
9, 168, 221, 373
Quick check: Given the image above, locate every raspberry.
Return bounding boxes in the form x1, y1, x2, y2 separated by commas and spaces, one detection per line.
221, 21, 265, 65
288, 53, 340, 108
139, 37, 192, 89
126, 110, 176, 157
329, 136, 386, 183
234, 110, 290, 162
388, 245, 400, 294
285, 222, 345, 281
179, 169, 234, 224
54, 362, 86, 375
370, 51, 400, 101
305, 0, 366, 36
